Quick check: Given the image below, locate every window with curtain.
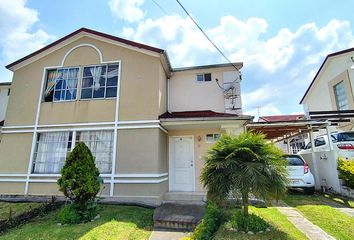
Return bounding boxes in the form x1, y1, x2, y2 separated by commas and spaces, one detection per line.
333, 81, 349, 110
44, 68, 79, 102
33, 132, 72, 173
81, 64, 119, 99
76, 130, 114, 173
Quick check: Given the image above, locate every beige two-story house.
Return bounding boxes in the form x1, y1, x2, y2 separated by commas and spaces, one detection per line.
0, 28, 251, 205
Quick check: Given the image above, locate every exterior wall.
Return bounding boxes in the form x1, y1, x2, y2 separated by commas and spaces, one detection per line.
169, 67, 241, 113
0, 85, 10, 122
168, 129, 224, 192
303, 53, 354, 112
5, 36, 167, 126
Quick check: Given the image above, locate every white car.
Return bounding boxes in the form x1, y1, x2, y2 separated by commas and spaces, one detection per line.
284, 154, 315, 194
298, 131, 354, 161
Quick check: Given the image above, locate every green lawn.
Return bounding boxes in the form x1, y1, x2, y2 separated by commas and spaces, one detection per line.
214, 206, 307, 240
0, 202, 43, 221
0, 204, 153, 240
284, 193, 354, 240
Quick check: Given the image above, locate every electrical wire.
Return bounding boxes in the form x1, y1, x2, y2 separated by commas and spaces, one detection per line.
175, 0, 240, 72
151, 0, 169, 15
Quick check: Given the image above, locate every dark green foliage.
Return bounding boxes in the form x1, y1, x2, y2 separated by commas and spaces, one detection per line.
58, 204, 81, 224
0, 199, 62, 233
192, 201, 226, 240
230, 209, 271, 232
57, 142, 101, 222
201, 132, 289, 215
337, 159, 354, 188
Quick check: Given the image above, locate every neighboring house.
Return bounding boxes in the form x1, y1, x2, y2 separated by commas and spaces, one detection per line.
0, 82, 11, 125
0, 28, 251, 205
300, 48, 354, 130
258, 114, 307, 153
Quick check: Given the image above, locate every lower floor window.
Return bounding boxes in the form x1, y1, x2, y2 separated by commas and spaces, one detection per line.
32, 130, 113, 174
33, 132, 72, 173
76, 130, 114, 173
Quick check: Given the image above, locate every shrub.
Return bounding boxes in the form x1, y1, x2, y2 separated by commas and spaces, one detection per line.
58, 204, 81, 224
230, 209, 271, 232
338, 159, 354, 188
192, 201, 226, 240
57, 142, 101, 223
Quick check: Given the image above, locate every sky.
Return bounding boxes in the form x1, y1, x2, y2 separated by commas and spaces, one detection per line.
1, 0, 354, 117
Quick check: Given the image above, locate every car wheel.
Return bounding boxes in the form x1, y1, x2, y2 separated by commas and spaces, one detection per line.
304, 187, 315, 195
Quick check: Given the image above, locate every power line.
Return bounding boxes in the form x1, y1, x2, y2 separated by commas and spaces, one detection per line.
175, 0, 240, 72
151, 0, 169, 15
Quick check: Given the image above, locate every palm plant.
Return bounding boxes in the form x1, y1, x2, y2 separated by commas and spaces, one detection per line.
201, 132, 288, 216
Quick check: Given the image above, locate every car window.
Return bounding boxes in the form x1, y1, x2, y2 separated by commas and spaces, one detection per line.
315, 137, 326, 147
337, 132, 354, 142
304, 142, 311, 149
285, 156, 304, 166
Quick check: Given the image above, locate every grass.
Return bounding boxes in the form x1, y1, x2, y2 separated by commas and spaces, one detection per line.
0, 204, 153, 240
284, 192, 354, 240
214, 206, 308, 240
0, 202, 43, 221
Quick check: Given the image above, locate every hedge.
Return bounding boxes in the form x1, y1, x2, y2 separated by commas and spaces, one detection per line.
337, 159, 354, 188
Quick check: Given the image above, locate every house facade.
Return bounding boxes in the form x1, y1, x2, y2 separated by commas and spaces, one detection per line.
0, 28, 251, 205
0, 82, 11, 127
300, 48, 354, 130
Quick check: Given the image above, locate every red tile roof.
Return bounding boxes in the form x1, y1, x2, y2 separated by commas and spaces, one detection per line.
6, 27, 166, 70
159, 110, 241, 119
258, 114, 305, 122
300, 47, 354, 104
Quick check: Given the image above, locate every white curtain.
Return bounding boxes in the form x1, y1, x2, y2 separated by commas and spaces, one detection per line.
90, 67, 102, 91
79, 130, 113, 173
66, 68, 78, 95
34, 132, 69, 173
44, 70, 62, 97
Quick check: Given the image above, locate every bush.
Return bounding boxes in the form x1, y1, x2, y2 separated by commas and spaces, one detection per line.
338, 159, 354, 188
192, 201, 226, 240
57, 142, 101, 223
230, 210, 271, 232
58, 204, 81, 224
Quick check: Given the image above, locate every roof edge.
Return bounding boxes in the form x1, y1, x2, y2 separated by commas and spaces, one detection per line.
172, 62, 243, 72
6, 27, 166, 70
300, 47, 354, 104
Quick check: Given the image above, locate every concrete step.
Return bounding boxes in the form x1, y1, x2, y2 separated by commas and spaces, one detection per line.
153, 202, 205, 231
163, 191, 207, 202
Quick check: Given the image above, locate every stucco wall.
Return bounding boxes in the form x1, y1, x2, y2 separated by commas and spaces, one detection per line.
0, 85, 10, 122
169, 67, 240, 113
303, 53, 354, 112
6, 36, 167, 126
0, 133, 32, 173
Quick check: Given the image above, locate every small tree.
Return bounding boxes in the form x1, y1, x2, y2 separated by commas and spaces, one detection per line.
201, 132, 288, 216
58, 142, 100, 222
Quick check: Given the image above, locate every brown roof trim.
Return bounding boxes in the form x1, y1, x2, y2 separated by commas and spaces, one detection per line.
6, 27, 166, 70
173, 62, 243, 72
299, 47, 354, 104
0, 82, 11, 86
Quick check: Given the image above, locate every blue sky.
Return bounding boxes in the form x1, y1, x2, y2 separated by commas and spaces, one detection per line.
1, 0, 354, 117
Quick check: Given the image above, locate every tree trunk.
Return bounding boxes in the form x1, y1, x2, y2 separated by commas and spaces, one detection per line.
242, 191, 249, 216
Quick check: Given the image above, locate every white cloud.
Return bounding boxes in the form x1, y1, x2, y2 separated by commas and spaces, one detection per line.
244, 104, 282, 121
0, 0, 53, 83
108, 0, 145, 23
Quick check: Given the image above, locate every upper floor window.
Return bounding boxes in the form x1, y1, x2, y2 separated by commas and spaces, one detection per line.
333, 81, 348, 110
81, 64, 119, 99
206, 133, 221, 143
44, 67, 79, 102
43, 63, 119, 102
197, 73, 211, 82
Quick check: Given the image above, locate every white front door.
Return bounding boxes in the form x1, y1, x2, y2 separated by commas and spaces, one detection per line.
169, 136, 195, 191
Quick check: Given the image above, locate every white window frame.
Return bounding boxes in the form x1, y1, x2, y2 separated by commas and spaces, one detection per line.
206, 133, 221, 143
80, 63, 119, 100
196, 73, 212, 82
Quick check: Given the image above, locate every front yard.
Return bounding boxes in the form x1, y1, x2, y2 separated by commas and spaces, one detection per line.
0, 202, 43, 221
0, 204, 153, 240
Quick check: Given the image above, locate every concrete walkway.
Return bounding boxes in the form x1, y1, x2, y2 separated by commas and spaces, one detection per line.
149, 228, 191, 240
274, 204, 335, 240
336, 207, 354, 217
